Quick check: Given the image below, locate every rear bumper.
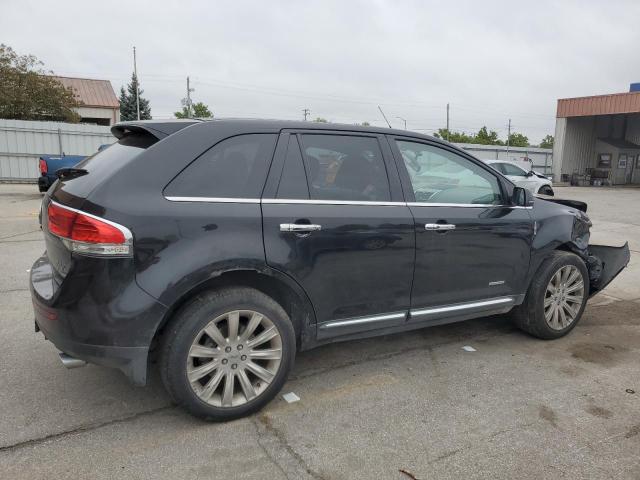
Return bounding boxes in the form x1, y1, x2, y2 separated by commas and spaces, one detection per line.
588, 243, 631, 297
29, 252, 168, 386
36, 320, 149, 385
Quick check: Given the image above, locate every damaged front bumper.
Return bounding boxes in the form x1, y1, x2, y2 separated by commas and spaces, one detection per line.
587, 243, 631, 297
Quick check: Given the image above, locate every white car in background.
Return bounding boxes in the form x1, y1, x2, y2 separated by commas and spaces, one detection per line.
484, 160, 554, 196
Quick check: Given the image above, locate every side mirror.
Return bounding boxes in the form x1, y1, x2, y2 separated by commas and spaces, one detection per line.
512, 186, 534, 207
525, 170, 534, 177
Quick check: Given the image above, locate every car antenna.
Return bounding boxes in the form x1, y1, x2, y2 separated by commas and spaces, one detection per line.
378, 106, 392, 128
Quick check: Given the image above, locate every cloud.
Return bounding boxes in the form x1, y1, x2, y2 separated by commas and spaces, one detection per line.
2, 0, 639, 142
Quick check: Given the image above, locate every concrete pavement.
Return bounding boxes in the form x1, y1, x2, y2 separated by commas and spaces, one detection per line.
0, 184, 638, 479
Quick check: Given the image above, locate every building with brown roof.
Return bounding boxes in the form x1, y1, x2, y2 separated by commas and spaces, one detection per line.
50, 76, 120, 126
553, 84, 640, 185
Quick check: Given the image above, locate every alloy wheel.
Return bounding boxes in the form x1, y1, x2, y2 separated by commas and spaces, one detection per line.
543, 265, 584, 330
187, 310, 283, 407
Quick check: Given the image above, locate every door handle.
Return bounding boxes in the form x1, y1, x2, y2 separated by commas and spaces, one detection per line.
280, 223, 322, 233
425, 223, 456, 231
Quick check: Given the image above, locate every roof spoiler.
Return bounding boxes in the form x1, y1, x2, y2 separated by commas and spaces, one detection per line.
111, 119, 204, 140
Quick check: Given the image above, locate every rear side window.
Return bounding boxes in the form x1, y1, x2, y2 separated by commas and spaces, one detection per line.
299, 134, 390, 202
165, 134, 277, 198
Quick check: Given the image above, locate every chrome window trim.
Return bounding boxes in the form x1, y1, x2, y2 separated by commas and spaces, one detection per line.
165, 196, 533, 209
407, 202, 500, 208
165, 196, 261, 204
262, 198, 403, 207
319, 312, 406, 330
410, 296, 514, 317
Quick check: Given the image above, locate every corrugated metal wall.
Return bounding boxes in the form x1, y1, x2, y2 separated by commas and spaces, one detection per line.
0, 119, 114, 181
626, 113, 640, 144
556, 116, 597, 177
456, 143, 553, 174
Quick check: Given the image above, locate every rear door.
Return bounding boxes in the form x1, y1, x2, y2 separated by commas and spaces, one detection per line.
262, 131, 415, 339
389, 138, 533, 322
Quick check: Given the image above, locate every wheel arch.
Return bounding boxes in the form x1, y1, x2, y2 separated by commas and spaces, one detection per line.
150, 267, 317, 355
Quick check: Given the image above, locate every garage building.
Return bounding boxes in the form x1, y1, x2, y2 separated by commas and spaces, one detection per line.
552, 84, 640, 185
50, 76, 120, 126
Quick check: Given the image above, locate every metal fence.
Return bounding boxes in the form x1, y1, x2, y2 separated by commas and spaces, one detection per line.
0, 119, 554, 181
0, 119, 114, 182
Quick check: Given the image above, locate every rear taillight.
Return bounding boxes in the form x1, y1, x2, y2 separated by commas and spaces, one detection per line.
39, 158, 47, 175
47, 201, 132, 257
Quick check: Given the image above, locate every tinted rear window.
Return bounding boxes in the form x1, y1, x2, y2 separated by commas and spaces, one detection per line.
165, 134, 277, 199
54, 133, 156, 198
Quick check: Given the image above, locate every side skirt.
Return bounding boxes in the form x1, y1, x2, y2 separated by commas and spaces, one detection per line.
310, 295, 524, 346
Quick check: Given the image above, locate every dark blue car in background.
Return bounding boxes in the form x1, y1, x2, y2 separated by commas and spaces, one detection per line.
37, 144, 112, 192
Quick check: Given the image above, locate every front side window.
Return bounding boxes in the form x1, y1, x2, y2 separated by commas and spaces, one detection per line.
165, 134, 277, 198
500, 162, 528, 176
396, 140, 502, 205
299, 134, 391, 202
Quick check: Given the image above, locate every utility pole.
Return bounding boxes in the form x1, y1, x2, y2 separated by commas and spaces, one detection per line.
186, 76, 195, 117
395, 116, 407, 130
302, 108, 310, 121
133, 46, 140, 120
507, 118, 511, 159
446, 103, 450, 141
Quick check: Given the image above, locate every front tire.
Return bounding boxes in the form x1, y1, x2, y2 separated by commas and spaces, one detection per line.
512, 251, 588, 339
538, 185, 554, 196
159, 287, 296, 421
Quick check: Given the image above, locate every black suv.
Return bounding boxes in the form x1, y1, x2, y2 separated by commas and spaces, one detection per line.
30, 119, 629, 420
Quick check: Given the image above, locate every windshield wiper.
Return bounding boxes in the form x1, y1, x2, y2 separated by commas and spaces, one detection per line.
56, 167, 88, 180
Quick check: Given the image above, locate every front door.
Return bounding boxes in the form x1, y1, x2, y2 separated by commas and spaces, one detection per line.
389, 138, 533, 323
262, 132, 415, 339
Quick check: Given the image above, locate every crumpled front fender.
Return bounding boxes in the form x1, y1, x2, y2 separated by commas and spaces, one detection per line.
587, 243, 631, 297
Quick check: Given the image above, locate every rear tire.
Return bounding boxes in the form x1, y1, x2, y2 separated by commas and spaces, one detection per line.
159, 287, 296, 421
512, 251, 588, 339
538, 185, 554, 196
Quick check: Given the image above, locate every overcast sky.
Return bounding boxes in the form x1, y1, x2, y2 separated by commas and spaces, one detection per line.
3, 0, 639, 143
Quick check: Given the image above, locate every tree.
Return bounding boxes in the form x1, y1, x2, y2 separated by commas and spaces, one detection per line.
0, 44, 80, 122
175, 101, 212, 119
473, 126, 503, 145
539, 135, 554, 149
507, 132, 529, 147
433, 128, 474, 144
361, 121, 371, 126
119, 72, 151, 121
314, 117, 327, 123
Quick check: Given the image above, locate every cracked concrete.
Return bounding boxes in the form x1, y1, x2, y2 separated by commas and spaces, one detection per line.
0, 183, 638, 479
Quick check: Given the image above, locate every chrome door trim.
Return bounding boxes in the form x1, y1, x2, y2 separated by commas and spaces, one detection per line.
319, 312, 406, 330
410, 296, 514, 318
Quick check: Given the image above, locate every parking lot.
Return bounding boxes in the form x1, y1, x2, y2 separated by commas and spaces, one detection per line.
0, 184, 638, 479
